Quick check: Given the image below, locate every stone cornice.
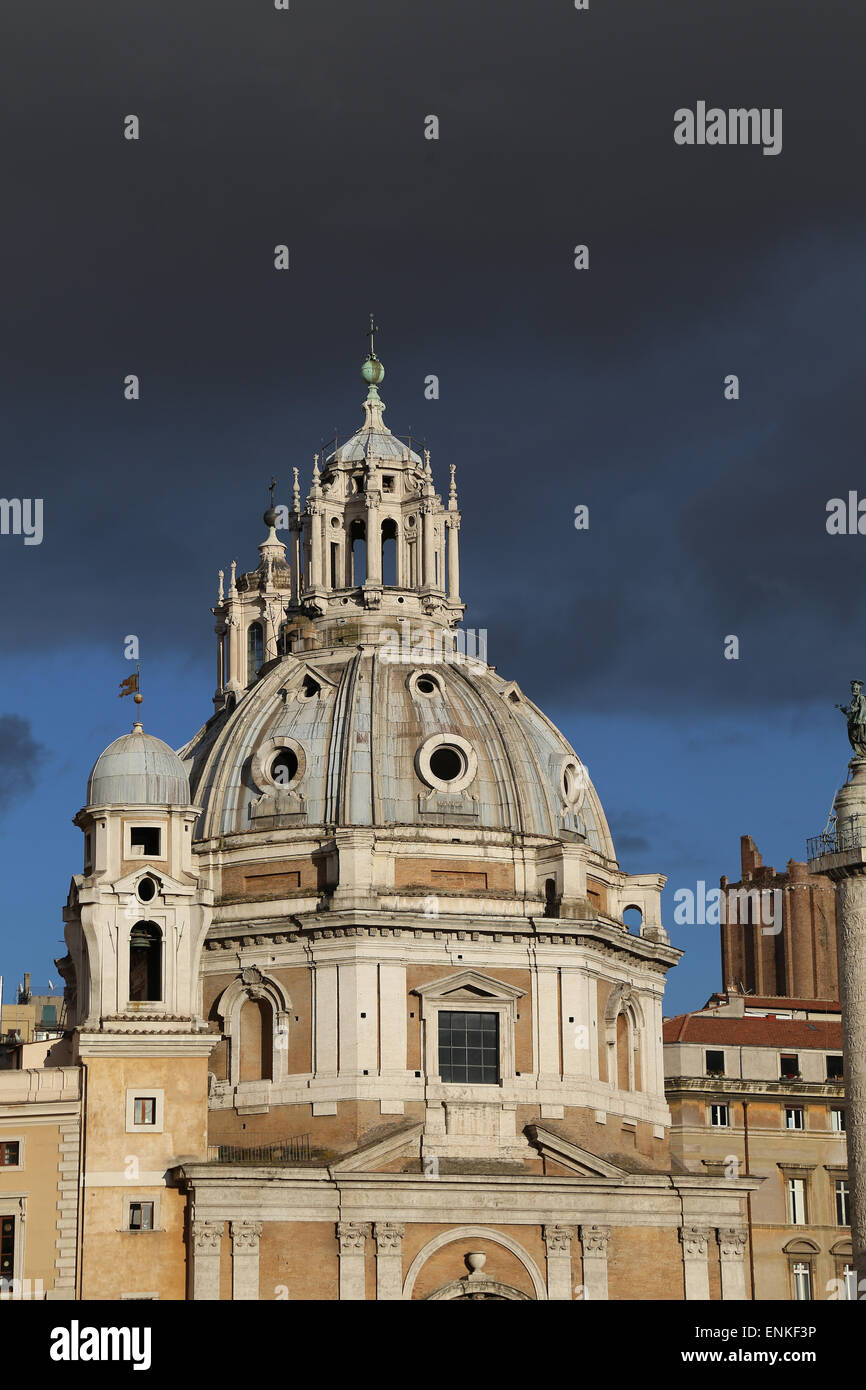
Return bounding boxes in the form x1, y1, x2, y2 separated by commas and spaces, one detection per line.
665, 1075, 845, 1099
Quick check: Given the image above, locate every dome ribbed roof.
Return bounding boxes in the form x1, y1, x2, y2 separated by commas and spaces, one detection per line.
180, 649, 615, 857
87, 723, 191, 806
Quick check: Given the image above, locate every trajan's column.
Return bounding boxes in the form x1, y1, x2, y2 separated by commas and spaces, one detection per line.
808, 679, 866, 1290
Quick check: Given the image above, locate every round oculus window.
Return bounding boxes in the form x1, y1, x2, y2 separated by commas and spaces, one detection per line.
429, 745, 464, 782
416, 733, 478, 794
137, 876, 156, 903
270, 748, 299, 787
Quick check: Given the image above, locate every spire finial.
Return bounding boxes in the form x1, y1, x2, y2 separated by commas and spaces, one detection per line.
292, 466, 301, 512
361, 315, 386, 415
264, 475, 278, 530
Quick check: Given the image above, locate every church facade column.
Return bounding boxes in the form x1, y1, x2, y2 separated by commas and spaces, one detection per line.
365, 484, 382, 587
446, 517, 460, 601
230, 1220, 262, 1300
374, 1222, 405, 1300
421, 503, 436, 589
718, 1227, 748, 1300
191, 1219, 223, 1301
580, 1224, 610, 1300
337, 1221, 369, 1300
680, 1226, 712, 1300
544, 1224, 576, 1300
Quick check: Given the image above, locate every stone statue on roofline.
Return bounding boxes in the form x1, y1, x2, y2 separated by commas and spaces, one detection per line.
837, 679, 866, 759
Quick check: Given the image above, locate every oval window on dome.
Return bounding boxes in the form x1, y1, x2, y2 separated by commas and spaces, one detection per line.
429, 745, 464, 782
409, 670, 442, 699
270, 748, 299, 787
416, 734, 478, 794
561, 757, 586, 811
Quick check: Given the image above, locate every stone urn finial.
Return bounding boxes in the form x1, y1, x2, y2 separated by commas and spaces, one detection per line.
465, 1251, 487, 1279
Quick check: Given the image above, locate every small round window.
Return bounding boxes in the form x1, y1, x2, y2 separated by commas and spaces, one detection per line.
561, 757, 586, 811
416, 734, 477, 794
270, 748, 299, 787
429, 745, 464, 782
409, 670, 442, 698
137, 876, 157, 904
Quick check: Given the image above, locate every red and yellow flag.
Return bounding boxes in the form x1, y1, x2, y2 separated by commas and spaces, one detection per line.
118, 672, 140, 698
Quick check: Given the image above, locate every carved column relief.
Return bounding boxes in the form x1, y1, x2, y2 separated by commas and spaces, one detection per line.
230, 1220, 263, 1301
580, 1224, 611, 1300
544, 1224, 576, 1300
718, 1227, 749, 1301
374, 1221, 405, 1301
337, 1221, 369, 1301
680, 1226, 713, 1301
191, 1219, 223, 1301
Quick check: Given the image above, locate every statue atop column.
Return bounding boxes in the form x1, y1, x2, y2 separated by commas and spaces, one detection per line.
837, 679, 866, 759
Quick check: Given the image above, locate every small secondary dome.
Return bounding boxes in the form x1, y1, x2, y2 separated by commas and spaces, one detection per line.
87, 722, 190, 807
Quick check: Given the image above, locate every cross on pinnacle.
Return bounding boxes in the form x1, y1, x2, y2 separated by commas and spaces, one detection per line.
367, 313, 379, 360
268, 476, 276, 508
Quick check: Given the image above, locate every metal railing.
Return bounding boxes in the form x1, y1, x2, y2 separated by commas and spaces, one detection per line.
210, 1135, 312, 1164
808, 814, 866, 861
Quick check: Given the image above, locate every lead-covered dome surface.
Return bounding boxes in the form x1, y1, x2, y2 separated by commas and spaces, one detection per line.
87, 723, 191, 806
181, 648, 616, 857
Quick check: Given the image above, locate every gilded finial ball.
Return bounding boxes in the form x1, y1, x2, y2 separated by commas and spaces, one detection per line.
133, 692, 143, 705
361, 356, 385, 387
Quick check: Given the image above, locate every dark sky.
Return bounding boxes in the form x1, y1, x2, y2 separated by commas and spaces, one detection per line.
1, 0, 864, 1011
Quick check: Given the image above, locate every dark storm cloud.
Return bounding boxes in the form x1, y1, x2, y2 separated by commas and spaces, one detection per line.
0, 0, 863, 717
0, 715, 47, 815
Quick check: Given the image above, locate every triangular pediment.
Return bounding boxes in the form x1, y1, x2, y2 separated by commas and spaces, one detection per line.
525, 1125, 630, 1178
413, 969, 526, 1003
330, 1121, 423, 1174
113, 864, 192, 896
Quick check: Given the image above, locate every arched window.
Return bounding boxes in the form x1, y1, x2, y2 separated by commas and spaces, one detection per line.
247, 622, 263, 679
349, 519, 366, 584
381, 518, 398, 586
239, 997, 274, 1082
129, 922, 162, 1002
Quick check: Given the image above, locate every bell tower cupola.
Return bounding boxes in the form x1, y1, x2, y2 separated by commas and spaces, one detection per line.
283, 318, 465, 647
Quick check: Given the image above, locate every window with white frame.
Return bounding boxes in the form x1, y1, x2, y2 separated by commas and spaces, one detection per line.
831, 1107, 846, 1133
413, 970, 524, 1088
126, 824, 164, 859
125, 1089, 164, 1134
792, 1261, 812, 1300
710, 1103, 729, 1128
836, 1180, 850, 1227
0, 1140, 22, 1170
124, 1196, 160, 1233
785, 1107, 804, 1131
787, 1178, 807, 1225
842, 1265, 858, 1300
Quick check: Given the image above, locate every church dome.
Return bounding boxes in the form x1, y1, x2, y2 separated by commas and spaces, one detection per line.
87, 722, 191, 807
182, 646, 615, 856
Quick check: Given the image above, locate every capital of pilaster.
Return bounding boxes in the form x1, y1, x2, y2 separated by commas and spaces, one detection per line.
544, 1224, 576, 1254
717, 1227, 748, 1261
680, 1226, 713, 1259
373, 1222, 405, 1253
337, 1221, 369, 1254
192, 1219, 223, 1255
230, 1220, 263, 1253
580, 1224, 611, 1256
